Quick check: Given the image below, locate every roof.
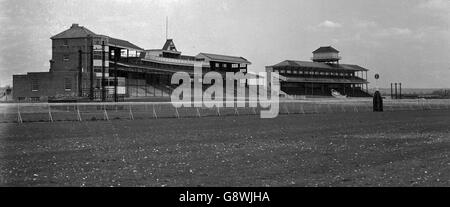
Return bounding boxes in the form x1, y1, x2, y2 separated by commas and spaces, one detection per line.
51, 24, 96, 39
50, 24, 143, 51
197, 53, 251, 64
312, 46, 339, 54
271, 60, 368, 71
108, 37, 144, 51
162, 39, 177, 51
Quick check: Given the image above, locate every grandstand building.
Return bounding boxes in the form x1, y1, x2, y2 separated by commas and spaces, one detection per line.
266, 46, 370, 97
12, 24, 251, 101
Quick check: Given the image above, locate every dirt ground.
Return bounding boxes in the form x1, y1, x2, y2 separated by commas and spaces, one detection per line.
0, 110, 449, 186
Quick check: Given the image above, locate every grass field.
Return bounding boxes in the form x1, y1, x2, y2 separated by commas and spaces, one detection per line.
1, 110, 450, 186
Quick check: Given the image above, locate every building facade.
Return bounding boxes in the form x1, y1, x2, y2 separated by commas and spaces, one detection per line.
13, 24, 250, 101
266, 46, 370, 97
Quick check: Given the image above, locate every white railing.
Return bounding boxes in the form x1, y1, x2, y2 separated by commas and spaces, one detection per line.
143, 55, 209, 66
1, 99, 449, 123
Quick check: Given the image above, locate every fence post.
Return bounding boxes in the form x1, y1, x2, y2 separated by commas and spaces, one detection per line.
175, 107, 180, 119
129, 104, 134, 120
284, 103, 290, 115
153, 104, 158, 119
103, 104, 109, 121
196, 107, 201, 117
299, 104, 305, 114
234, 105, 239, 116
341, 104, 346, 113
17, 104, 23, 124
77, 105, 82, 121
48, 104, 53, 122
216, 106, 221, 116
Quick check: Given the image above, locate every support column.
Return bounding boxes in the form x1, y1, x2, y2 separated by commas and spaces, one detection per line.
89, 36, 94, 101
101, 41, 106, 102
114, 48, 118, 102
304, 82, 306, 95
391, 83, 393, 99
395, 83, 398, 99
78, 50, 83, 97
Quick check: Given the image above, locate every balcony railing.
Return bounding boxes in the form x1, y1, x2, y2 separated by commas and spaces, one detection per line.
143, 55, 209, 66
311, 56, 342, 61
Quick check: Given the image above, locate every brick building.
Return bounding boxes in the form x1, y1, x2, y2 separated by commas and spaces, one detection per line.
13, 24, 251, 102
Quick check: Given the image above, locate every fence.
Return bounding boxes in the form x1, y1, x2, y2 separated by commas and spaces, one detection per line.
1, 99, 449, 123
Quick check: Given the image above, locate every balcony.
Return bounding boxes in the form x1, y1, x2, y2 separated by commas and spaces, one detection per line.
311, 55, 341, 62
143, 54, 209, 67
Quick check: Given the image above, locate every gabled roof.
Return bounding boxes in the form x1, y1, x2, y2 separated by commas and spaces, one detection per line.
271, 60, 368, 71
108, 37, 144, 51
312, 46, 339, 54
50, 24, 144, 51
162, 39, 178, 51
51, 24, 96, 39
197, 53, 251, 64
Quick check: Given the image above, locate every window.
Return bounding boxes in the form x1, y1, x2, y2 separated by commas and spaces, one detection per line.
215, 63, 220, 68
63, 55, 69, 61
93, 66, 102, 73
30, 97, 40, 102
280, 70, 285, 74
232, 64, 239, 68
223, 63, 227, 68
240, 63, 247, 68
293, 70, 298, 74
93, 54, 102, 60
64, 78, 72, 91
31, 79, 39, 91
286, 70, 292, 74
63, 39, 68, 46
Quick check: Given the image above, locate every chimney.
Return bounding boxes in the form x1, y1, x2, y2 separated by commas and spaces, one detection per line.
71, 23, 79, 28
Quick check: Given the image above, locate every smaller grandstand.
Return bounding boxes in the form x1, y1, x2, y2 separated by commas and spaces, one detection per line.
266, 46, 371, 98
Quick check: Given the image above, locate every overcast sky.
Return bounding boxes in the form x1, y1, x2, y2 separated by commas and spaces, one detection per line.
0, 0, 449, 88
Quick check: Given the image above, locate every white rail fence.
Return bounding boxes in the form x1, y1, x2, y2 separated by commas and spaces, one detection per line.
1, 99, 449, 123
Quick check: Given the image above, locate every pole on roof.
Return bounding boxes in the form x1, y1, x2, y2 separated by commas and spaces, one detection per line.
399, 82, 402, 99
166, 16, 168, 40
78, 50, 83, 97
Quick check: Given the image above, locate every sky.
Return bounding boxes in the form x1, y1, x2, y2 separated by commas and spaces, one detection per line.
0, 0, 449, 88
